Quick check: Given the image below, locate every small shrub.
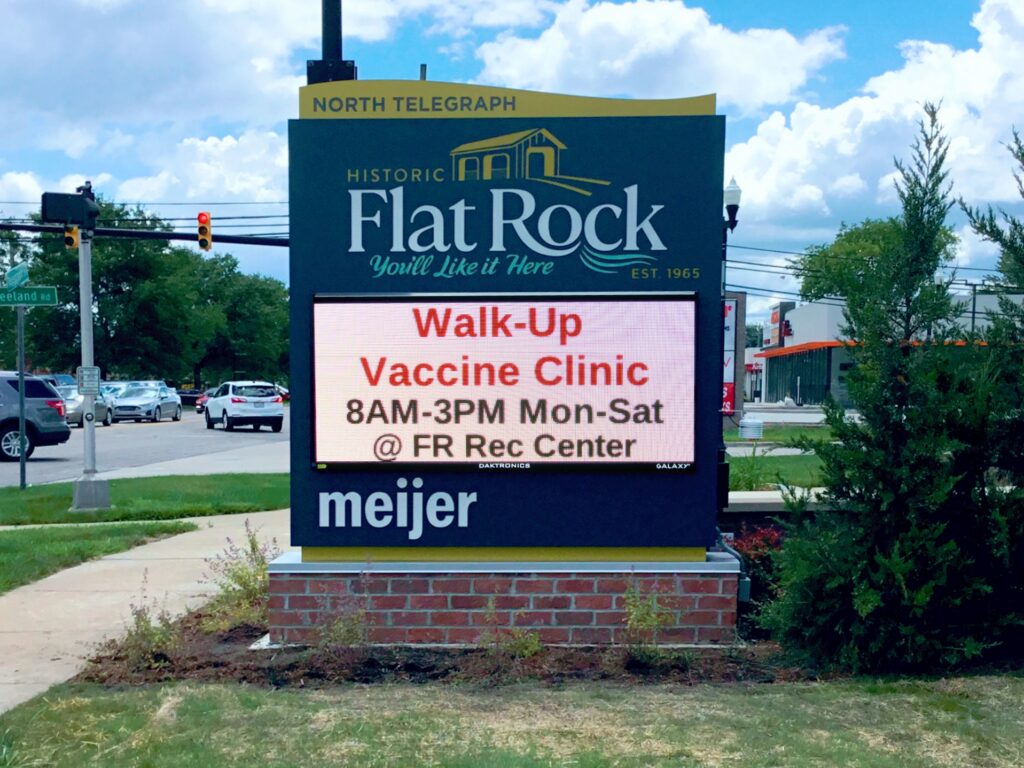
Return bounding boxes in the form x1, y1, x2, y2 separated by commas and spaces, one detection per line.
622, 582, 674, 665
733, 525, 784, 603
481, 598, 543, 661
729, 444, 776, 491
120, 574, 179, 670
317, 595, 369, 651
201, 519, 280, 633
497, 626, 543, 660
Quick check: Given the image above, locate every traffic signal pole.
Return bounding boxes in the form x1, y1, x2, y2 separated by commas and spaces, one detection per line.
70, 190, 109, 511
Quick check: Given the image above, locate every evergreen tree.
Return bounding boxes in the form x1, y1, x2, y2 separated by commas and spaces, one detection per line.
764, 105, 1024, 671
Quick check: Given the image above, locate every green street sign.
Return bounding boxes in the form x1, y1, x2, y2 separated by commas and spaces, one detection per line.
0, 286, 58, 306
4, 263, 29, 290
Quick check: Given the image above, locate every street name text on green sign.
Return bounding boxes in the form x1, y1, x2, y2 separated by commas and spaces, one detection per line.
0, 286, 58, 306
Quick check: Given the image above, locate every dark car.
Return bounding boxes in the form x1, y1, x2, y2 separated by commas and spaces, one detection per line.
0, 372, 72, 460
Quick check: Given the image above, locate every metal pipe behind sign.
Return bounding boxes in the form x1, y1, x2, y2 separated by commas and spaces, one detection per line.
323, 0, 342, 60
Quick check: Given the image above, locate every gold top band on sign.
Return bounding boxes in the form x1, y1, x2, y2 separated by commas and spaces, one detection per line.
299, 81, 716, 120
301, 547, 708, 563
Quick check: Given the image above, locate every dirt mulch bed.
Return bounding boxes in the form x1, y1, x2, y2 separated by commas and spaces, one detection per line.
78, 610, 814, 688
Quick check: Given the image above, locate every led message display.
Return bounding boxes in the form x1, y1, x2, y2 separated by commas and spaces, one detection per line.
313, 294, 695, 467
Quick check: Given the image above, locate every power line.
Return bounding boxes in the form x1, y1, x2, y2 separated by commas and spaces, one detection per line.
730, 242, 997, 273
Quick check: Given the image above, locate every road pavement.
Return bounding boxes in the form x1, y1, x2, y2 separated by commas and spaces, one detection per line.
0, 409, 289, 488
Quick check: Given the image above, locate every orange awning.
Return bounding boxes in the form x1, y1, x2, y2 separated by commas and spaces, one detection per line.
755, 341, 847, 359
755, 339, 986, 359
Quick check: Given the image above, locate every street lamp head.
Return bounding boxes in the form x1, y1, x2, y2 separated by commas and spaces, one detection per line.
724, 177, 741, 232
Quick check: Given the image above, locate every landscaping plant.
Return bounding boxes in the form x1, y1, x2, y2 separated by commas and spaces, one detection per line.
119, 573, 180, 671
764, 105, 1024, 671
201, 519, 281, 632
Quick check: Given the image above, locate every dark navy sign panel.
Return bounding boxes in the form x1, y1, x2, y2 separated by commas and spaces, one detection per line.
289, 113, 725, 548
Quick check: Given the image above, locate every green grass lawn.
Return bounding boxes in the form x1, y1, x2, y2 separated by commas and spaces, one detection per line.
728, 453, 824, 490
724, 424, 833, 443
0, 521, 196, 594
2, 677, 1021, 767
0, 474, 289, 526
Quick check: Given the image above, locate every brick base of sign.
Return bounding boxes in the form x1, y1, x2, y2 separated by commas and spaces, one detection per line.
268, 558, 739, 646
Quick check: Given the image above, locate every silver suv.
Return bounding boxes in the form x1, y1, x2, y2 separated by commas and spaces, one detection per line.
0, 372, 72, 461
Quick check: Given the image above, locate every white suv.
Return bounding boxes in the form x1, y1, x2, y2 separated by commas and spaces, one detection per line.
205, 380, 284, 432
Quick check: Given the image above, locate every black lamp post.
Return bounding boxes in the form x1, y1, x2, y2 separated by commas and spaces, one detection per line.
722, 177, 741, 263
718, 177, 741, 522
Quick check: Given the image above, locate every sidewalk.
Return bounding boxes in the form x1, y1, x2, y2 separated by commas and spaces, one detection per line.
0, 508, 291, 715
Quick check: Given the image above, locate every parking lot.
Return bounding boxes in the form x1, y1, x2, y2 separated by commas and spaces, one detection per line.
0, 408, 289, 488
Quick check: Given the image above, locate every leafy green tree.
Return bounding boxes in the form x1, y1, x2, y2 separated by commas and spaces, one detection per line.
797, 218, 957, 304
186, 254, 288, 387
25, 201, 202, 379
764, 105, 1024, 671
0, 230, 36, 369
745, 323, 762, 348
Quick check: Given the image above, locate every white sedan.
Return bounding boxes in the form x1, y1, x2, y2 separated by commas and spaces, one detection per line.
205, 380, 284, 432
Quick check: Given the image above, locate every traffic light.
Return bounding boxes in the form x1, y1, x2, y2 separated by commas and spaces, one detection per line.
64, 225, 79, 249
197, 211, 212, 251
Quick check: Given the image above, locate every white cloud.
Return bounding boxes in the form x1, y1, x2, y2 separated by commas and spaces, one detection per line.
0, 172, 44, 204
117, 130, 288, 203
953, 223, 1001, 270
830, 173, 866, 197
726, 0, 1024, 230
475, 0, 845, 112
39, 127, 98, 160
117, 170, 179, 204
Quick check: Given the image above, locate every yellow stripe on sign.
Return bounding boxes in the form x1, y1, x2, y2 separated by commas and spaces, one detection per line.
301, 547, 707, 563
299, 81, 716, 120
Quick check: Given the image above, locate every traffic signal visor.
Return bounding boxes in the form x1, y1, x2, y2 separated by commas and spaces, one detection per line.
197, 211, 212, 251
64, 225, 80, 249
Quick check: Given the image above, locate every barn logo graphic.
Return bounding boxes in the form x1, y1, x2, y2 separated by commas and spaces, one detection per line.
449, 129, 657, 273
450, 128, 609, 197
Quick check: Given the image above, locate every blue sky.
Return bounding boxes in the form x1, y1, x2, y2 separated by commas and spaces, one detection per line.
1, 0, 1021, 320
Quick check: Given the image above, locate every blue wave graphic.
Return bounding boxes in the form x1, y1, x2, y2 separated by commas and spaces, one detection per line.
578, 247, 658, 274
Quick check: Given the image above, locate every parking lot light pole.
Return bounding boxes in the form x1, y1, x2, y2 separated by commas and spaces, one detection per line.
71, 184, 110, 512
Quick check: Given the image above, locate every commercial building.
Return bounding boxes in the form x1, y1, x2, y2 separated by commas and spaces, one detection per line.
748, 289, 1020, 407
